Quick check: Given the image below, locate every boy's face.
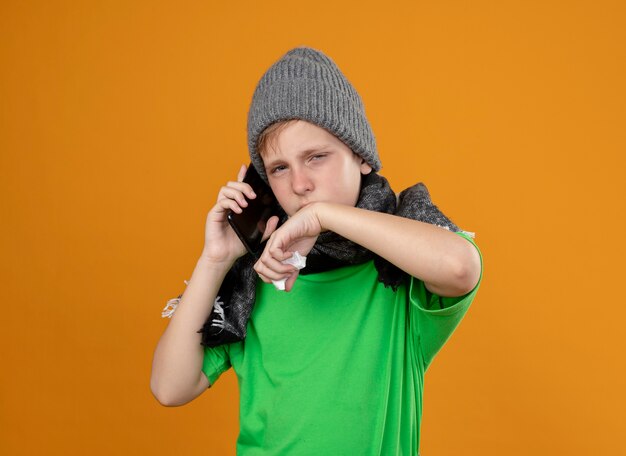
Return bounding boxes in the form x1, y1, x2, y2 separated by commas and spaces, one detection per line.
261, 120, 372, 216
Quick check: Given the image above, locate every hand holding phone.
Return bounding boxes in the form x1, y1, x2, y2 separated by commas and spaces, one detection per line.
227, 164, 282, 257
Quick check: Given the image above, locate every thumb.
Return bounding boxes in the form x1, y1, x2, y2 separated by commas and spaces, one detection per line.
261, 215, 280, 243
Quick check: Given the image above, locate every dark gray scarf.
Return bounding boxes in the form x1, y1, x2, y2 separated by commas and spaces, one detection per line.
198, 172, 464, 348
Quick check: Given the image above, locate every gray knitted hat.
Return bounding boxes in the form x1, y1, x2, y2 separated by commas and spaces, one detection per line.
247, 46, 381, 182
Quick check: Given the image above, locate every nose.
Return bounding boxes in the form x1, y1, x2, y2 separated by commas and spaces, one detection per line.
291, 167, 314, 195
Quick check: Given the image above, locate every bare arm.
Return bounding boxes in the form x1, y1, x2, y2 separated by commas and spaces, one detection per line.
254, 202, 481, 297
150, 165, 279, 407
318, 203, 481, 297
150, 256, 230, 406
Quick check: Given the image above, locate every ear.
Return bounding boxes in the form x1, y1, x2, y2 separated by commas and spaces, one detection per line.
360, 160, 373, 175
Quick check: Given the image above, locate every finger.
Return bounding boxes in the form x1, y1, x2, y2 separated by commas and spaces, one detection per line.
254, 264, 287, 282
264, 234, 296, 264
223, 181, 256, 200
254, 256, 296, 280
263, 230, 292, 262
219, 187, 250, 208
254, 261, 295, 281
285, 271, 300, 292
269, 244, 294, 262
237, 164, 247, 183
261, 216, 280, 243
255, 271, 271, 284
217, 197, 244, 214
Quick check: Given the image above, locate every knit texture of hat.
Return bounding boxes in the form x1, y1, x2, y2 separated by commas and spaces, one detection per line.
247, 46, 381, 182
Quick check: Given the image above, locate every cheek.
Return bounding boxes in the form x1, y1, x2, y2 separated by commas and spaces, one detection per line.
270, 182, 296, 213
334, 170, 362, 205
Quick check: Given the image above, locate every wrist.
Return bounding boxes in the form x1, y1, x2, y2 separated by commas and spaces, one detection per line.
197, 253, 236, 272
311, 201, 335, 232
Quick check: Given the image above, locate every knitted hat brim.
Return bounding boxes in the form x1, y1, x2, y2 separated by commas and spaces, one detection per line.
248, 79, 381, 182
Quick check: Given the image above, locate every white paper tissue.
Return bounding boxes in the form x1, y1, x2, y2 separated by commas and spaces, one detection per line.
272, 251, 307, 291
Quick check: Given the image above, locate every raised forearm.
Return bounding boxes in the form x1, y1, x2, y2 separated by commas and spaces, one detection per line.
150, 256, 231, 405
316, 202, 479, 296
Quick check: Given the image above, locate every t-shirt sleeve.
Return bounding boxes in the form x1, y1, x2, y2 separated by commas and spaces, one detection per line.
201, 344, 232, 388
409, 231, 484, 371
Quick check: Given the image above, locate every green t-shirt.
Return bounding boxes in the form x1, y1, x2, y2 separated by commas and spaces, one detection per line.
202, 231, 483, 455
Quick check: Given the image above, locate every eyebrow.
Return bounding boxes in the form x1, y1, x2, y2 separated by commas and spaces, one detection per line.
264, 144, 333, 169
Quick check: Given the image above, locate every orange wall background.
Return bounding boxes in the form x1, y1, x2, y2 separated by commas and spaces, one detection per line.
1, 1, 625, 454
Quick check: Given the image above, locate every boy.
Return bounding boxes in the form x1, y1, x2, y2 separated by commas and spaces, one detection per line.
151, 46, 483, 455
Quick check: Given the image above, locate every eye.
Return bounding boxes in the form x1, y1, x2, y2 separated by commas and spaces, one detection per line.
271, 164, 287, 175
309, 153, 327, 162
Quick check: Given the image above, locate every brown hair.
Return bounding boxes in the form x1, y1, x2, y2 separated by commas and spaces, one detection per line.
256, 119, 299, 159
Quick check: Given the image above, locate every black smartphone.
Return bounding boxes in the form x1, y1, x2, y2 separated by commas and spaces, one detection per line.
227, 164, 281, 257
